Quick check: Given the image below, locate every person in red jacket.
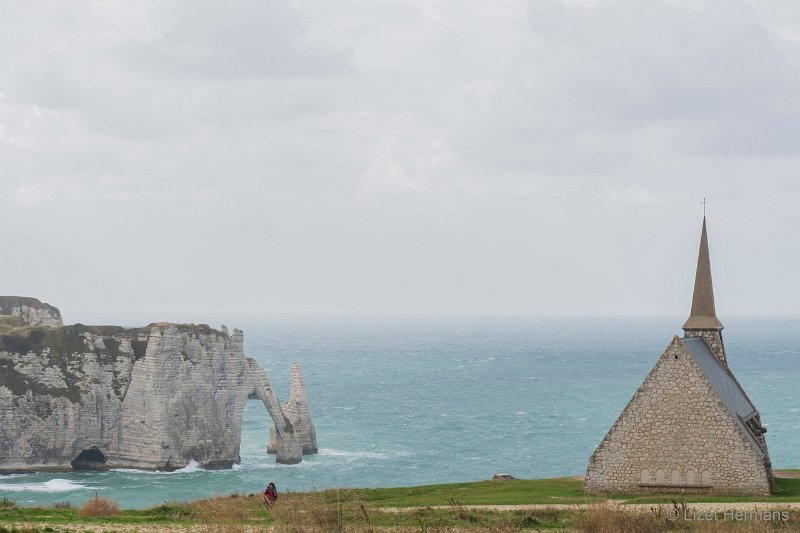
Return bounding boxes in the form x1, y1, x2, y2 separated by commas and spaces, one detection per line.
263, 482, 278, 508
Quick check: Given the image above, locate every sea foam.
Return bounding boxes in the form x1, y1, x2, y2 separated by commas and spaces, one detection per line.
318, 448, 388, 460
0, 479, 94, 493
112, 460, 203, 475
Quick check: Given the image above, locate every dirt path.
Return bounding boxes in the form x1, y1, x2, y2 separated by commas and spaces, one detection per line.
378, 501, 800, 513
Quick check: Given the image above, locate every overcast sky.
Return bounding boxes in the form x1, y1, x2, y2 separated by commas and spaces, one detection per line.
3, 0, 800, 322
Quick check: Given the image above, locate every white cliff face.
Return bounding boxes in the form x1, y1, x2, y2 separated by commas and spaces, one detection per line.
0, 296, 63, 328
0, 322, 314, 472
10, 305, 63, 328
268, 361, 318, 455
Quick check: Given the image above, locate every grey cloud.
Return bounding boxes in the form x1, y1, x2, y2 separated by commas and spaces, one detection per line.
526, 0, 800, 148
448, 0, 800, 175
2, 0, 800, 317
0, 0, 348, 145
124, 0, 352, 79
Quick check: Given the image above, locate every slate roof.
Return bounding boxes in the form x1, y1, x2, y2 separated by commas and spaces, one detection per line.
681, 336, 765, 456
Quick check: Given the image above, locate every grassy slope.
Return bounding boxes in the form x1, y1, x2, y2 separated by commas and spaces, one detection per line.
0, 316, 23, 335
0, 505, 196, 527
324, 476, 800, 506
333, 477, 599, 507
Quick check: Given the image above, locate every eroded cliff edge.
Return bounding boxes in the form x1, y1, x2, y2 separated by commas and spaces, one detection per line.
0, 296, 63, 329
0, 299, 317, 472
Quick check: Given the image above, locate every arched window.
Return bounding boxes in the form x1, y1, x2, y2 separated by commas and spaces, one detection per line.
640, 470, 650, 484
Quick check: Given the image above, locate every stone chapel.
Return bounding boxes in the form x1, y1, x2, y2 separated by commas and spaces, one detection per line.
584, 218, 774, 494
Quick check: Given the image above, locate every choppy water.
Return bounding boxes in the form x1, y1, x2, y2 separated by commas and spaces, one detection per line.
1, 317, 798, 508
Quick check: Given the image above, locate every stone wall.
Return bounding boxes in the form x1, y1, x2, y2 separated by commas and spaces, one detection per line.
0, 323, 312, 472
584, 336, 771, 495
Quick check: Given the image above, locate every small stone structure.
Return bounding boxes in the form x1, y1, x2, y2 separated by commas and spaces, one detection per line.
0, 305, 317, 472
584, 218, 773, 495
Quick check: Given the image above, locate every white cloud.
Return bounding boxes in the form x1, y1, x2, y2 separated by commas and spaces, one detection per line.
9, 183, 47, 207
599, 185, 662, 205
125, 0, 352, 80
354, 113, 478, 209
0, 100, 44, 149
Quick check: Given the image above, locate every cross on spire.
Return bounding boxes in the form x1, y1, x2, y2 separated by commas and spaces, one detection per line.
701, 198, 709, 216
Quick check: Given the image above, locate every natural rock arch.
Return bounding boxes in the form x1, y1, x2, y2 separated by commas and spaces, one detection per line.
244, 360, 303, 464
0, 315, 316, 472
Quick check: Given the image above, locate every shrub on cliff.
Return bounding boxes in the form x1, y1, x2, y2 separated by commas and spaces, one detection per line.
0, 496, 16, 509
78, 495, 119, 517
0, 334, 33, 353
28, 328, 46, 344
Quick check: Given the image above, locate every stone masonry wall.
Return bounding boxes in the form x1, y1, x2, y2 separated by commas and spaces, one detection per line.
585, 336, 771, 495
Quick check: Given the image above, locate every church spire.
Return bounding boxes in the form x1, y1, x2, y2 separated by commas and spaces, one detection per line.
682, 217, 724, 331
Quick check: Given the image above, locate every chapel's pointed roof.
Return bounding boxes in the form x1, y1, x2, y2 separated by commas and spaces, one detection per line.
683, 217, 724, 331
679, 337, 764, 455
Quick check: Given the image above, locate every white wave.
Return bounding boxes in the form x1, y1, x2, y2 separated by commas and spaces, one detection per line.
515, 411, 527, 415
111, 468, 155, 474
236, 460, 316, 471
112, 460, 203, 475
318, 448, 388, 460
174, 460, 202, 473
0, 479, 95, 493
332, 406, 356, 411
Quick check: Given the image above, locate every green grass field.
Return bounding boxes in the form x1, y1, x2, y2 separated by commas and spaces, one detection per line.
319, 476, 800, 506
329, 477, 597, 507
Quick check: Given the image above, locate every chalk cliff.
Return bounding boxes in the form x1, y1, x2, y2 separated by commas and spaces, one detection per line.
0, 300, 316, 472
268, 361, 318, 455
0, 296, 63, 329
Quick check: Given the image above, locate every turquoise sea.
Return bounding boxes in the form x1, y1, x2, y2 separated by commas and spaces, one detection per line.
1, 317, 798, 508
